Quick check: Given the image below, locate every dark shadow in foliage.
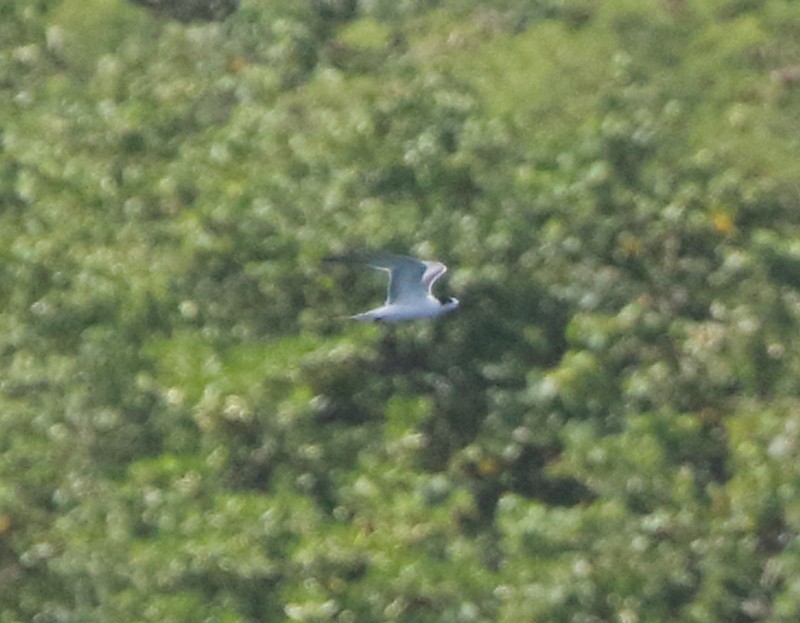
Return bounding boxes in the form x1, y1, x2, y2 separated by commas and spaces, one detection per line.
457, 278, 569, 367
310, 0, 357, 22
224, 439, 275, 492
646, 412, 731, 496
180, 232, 304, 338
175, 569, 285, 621
213, 415, 276, 492
130, 0, 239, 22
763, 249, 800, 291
418, 365, 488, 472
416, 278, 570, 471
304, 345, 386, 426
507, 444, 595, 507
755, 496, 793, 556
457, 445, 595, 531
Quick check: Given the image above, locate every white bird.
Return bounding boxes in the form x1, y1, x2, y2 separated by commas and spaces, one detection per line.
326, 253, 460, 322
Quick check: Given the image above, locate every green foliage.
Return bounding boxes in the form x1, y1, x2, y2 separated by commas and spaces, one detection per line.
4, 0, 800, 621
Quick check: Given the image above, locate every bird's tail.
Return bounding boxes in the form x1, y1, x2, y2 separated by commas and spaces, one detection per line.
350, 314, 375, 322
348, 313, 374, 322
332, 313, 368, 322
331, 312, 379, 323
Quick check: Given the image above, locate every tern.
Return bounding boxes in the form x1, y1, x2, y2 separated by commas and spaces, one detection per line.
326, 253, 460, 322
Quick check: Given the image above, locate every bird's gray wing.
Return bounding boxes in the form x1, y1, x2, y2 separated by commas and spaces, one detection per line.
421, 261, 447, 294
324, 253, 430, 304
365, 254, 428, 304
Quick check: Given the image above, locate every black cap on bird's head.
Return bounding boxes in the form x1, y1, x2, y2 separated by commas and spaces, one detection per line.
439, 296, 460, 311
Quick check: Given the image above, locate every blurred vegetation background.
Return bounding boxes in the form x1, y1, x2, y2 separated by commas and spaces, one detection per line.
3, 0, 800, 621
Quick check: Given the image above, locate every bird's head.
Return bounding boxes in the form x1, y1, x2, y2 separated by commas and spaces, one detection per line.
440, 296, 460, 313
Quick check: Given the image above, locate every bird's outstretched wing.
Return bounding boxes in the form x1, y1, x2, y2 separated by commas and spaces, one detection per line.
324, 252, 443, 304
367, 254, 428, 304
420, 262, 447, 294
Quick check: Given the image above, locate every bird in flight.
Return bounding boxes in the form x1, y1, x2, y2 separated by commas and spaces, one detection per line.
325, 253, 459, 322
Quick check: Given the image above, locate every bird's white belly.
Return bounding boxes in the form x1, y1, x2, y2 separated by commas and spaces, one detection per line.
356, 299, 443, 322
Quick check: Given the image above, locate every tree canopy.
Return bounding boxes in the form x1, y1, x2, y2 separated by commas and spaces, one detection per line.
3, 0, 800, 621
